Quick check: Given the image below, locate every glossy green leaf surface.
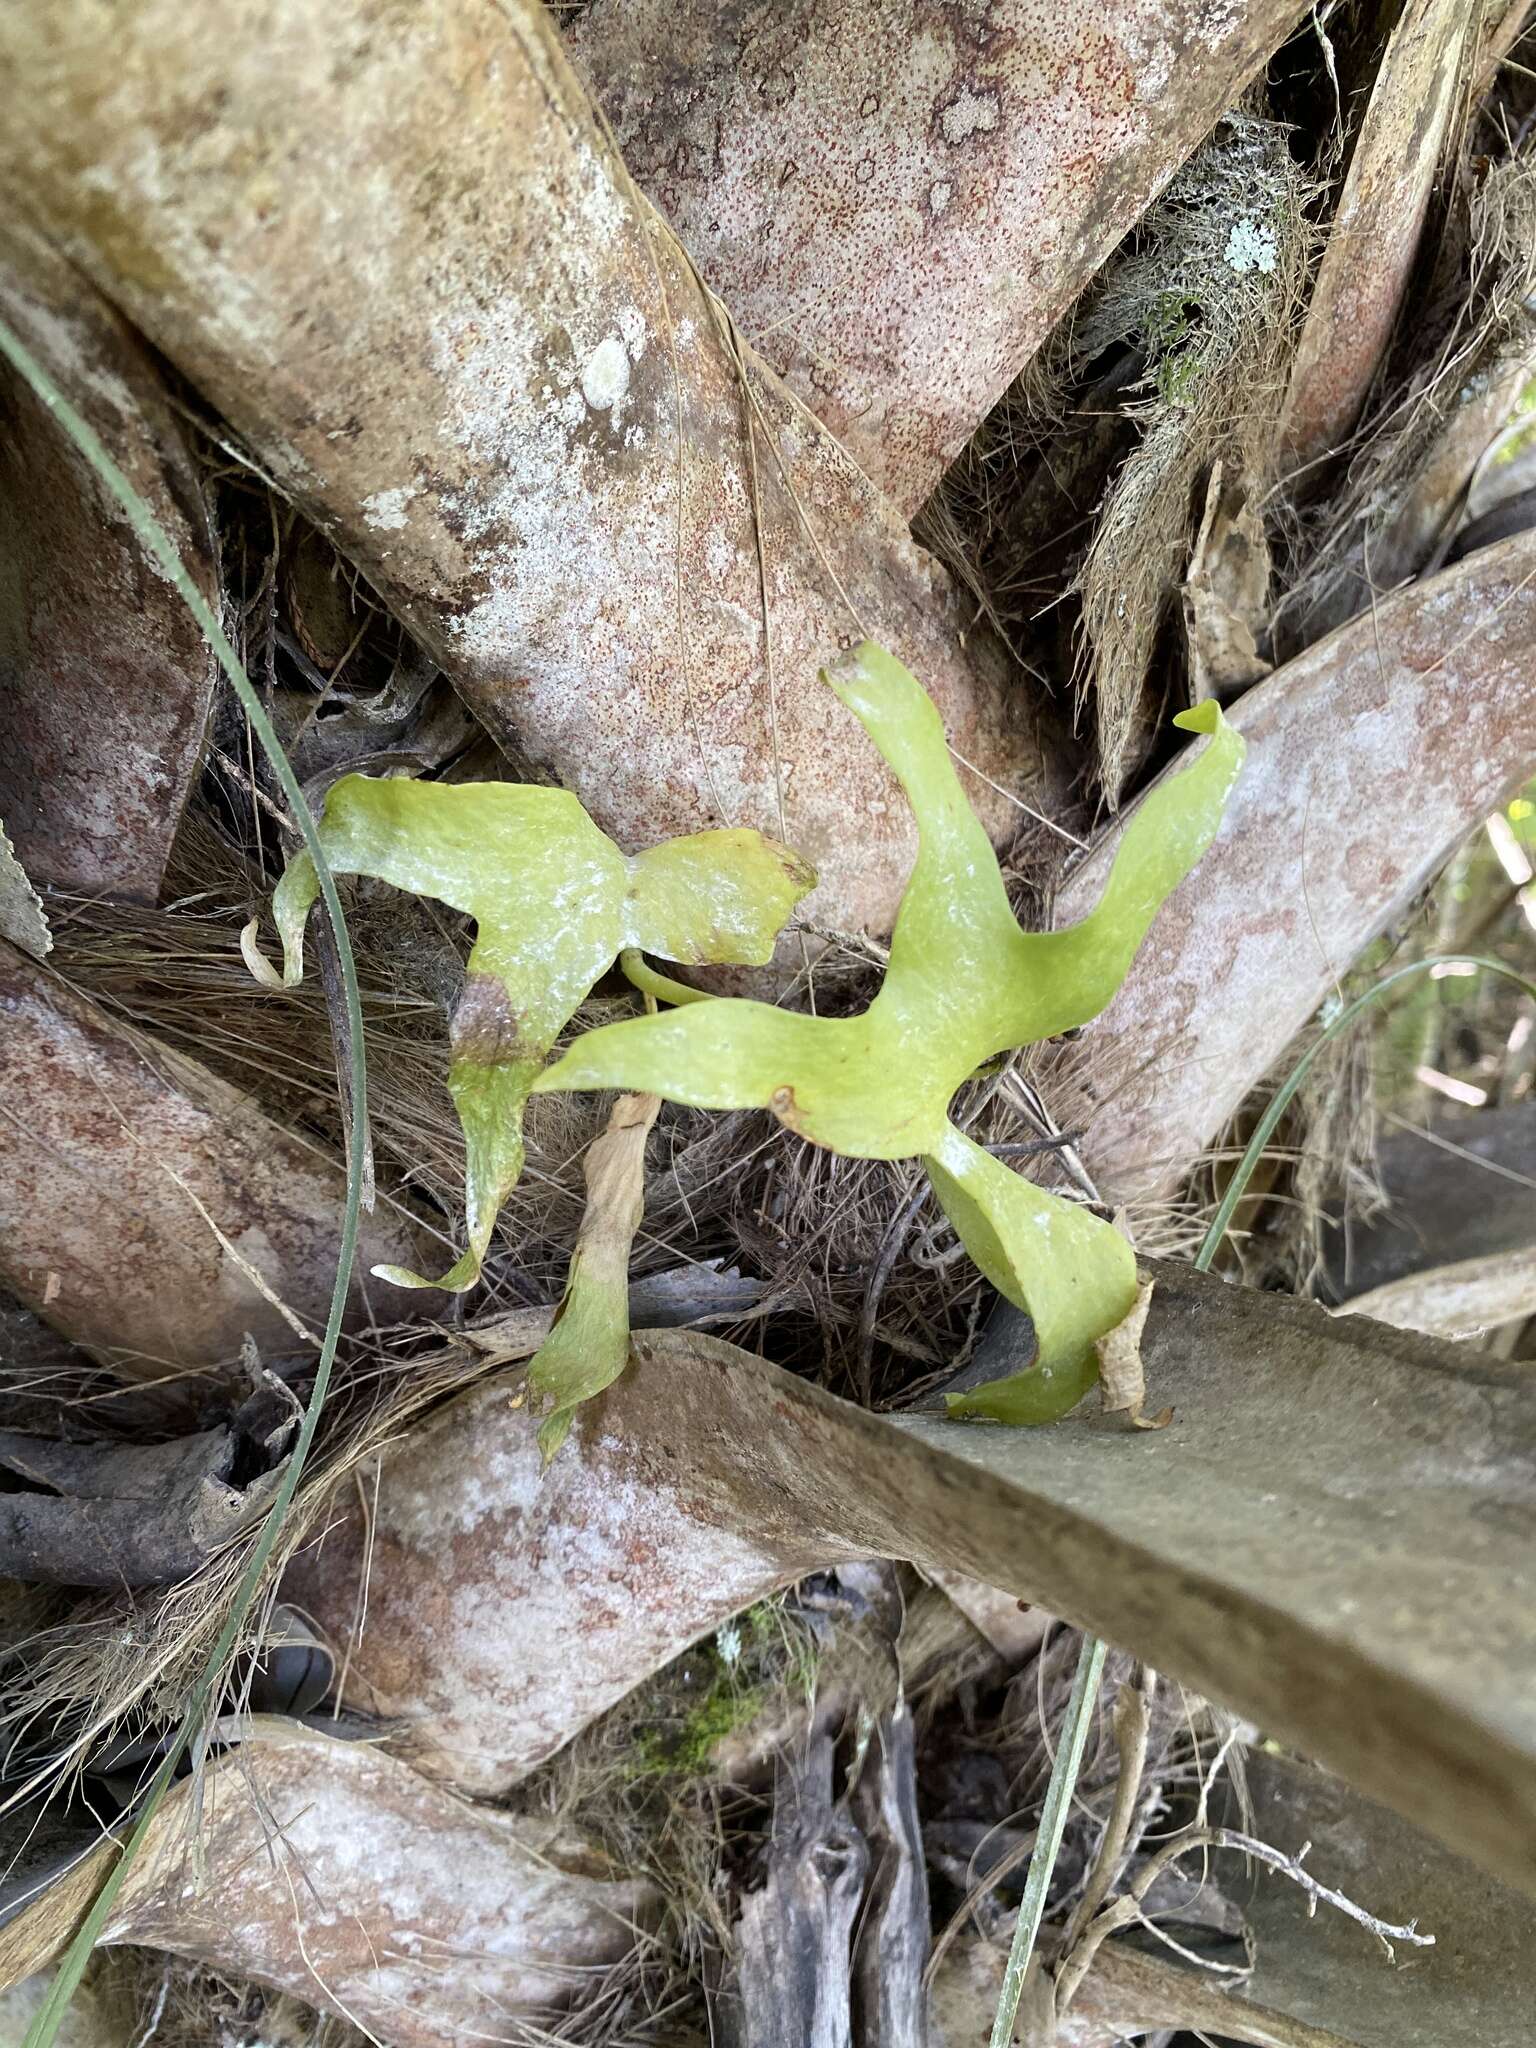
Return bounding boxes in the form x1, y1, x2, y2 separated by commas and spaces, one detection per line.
926, 1125, 1135, 1423
257, 776, 813, 1289
537, 642, 1244, 1419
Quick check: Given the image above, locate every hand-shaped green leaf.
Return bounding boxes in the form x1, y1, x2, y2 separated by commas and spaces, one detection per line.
535, 643, 1244, 1422
252, 776, 813, 1290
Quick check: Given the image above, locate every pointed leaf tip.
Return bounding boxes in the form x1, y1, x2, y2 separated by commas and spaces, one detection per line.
1173, 699, 1224, 736
929, 1124, 1138, 1424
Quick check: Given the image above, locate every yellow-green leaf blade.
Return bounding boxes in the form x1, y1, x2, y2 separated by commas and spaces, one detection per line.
926, 1123, 1138, 1424
823, 642, 1022, 1061
989, 700, 1245, 1048
626, 829, 815, 965
534, 999, 830, 1114
255, 776, 810, 1291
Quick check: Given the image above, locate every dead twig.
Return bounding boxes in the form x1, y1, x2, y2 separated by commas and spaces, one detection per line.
1054, 1823, 1433, 2015
1061, 1666, 1156, 1953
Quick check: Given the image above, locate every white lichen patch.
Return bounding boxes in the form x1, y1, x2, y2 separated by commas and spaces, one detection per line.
1224, 215, 1277, 276
580, 333, 632, 416
616, 304, 648, 359
939, 85, 1001, 146
383, 1408, 545, 1547
356, 1387, 789, 1791
362, 484, 414, 530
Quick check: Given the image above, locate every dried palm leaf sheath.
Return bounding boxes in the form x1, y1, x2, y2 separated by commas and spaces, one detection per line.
1057, 531, 1536, 1203
288, 1267, 1536, 1901
0, 942, 428, 1372
0, 0, 1047, 943
0, 1724, 649, 2048
1282, 0, 1473, 470
571, 0, 1314, 513
0, 228, 217, 903
1305, 333, 1536, 637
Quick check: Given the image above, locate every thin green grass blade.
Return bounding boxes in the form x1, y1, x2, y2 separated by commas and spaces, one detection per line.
1194, 953, 1536, 1273
989, 1633, 1108, 2046
0, 315, 368, 2048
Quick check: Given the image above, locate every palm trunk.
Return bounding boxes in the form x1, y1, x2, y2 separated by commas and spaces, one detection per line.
0, 0, 1052, 942
570, 0, 1313, 513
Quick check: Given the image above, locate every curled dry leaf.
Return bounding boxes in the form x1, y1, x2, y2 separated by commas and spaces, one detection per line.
1094, 1272, 1168, 1429
1057, 530, 1536, 1204
253, 773, 812, 1289
537, 643, 1243, 1421
570, 0, 1317, 513
0, 0, 1047, 944
530, 1090, 661, 1461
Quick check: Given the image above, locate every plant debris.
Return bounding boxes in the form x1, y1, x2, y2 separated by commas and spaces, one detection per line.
0, 1388, 295, 1590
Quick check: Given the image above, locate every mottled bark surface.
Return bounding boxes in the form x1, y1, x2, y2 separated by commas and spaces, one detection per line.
38, 1725, 647, 2048
0, 943, 427, 1372
0, 228, 217, 903
288, 1272, 1536, 1898
1056, 532, 1536, 1203
284, 1350, 830, 1794
1282, 0, 1472, 471
0, 0, 1047, 942
570, 0, 1310, 513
